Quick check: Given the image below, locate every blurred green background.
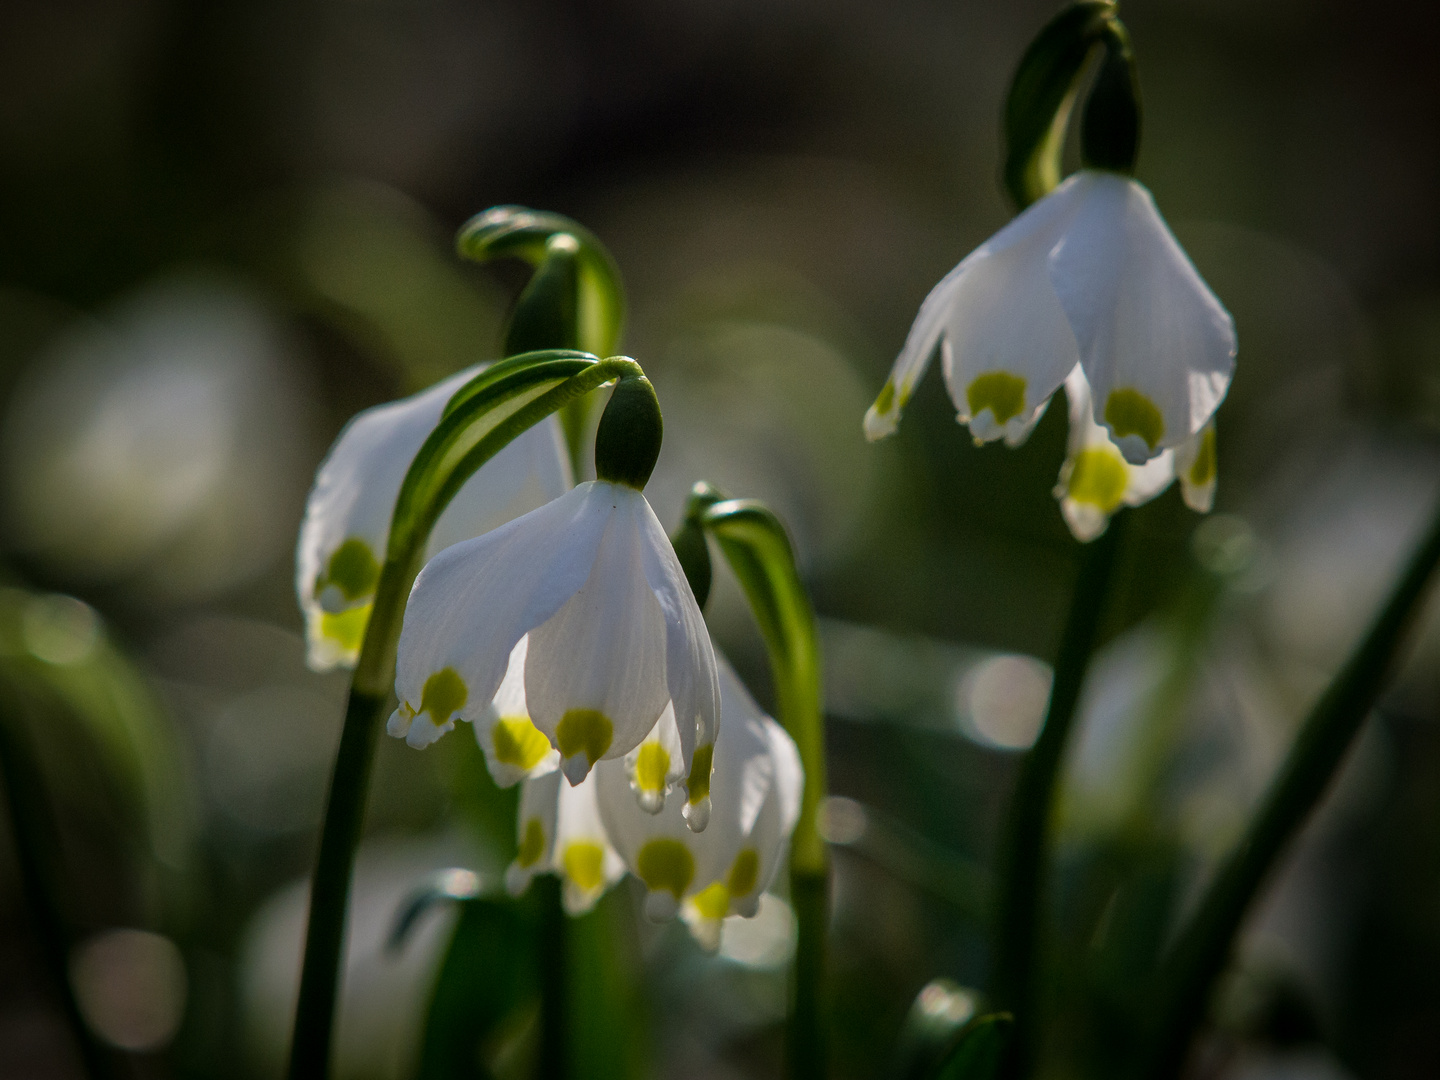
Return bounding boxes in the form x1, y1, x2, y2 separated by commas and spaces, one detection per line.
2, 1, 1440, 1078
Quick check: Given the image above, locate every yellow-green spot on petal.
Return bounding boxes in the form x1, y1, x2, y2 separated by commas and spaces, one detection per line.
635, 742, 670, 793
873, 381, 896, 416
686, 743, 714, 805
563, 841, 606, 892
517, 818, 546, 868
726, 849, 759, 898
492, 717, 553, 770
1188, 427, 1217, 488
966, 372, 1027, 425
556, 709, 613, 764
636, 838, 695, 899
419, 667, 467, 726
319, 603, 371, 652
319, 538, 381, 602
1067, 448, 1129, 513
1104, 388, 1165, 450
691, 882, 730, 921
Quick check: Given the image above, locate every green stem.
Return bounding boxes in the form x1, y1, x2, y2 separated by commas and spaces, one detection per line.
287, 354, 642, 1080
701, 499, 828, 1080
0, 692, 114, 1079
534, 875, 569, 1080
285, 688, 389, 1078
1139, 499, 1440, 1080
990, 517, 1124, 1076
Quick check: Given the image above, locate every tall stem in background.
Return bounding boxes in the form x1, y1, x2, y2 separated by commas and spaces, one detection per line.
991, 517, 1124, 1076
1139, 499, 1440, 1080
702, 498, 829, 1080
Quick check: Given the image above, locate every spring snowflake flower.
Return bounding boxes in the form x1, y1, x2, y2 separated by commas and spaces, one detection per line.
388, 480, 720, 800
1055, 367, 1216, 540
504, 769, 626, 915
865, 168, 1235, 475
296, 365, 570, 670
595, 657, 802, 944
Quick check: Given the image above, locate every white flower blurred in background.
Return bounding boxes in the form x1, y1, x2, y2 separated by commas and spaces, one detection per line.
1, 272, 315, 602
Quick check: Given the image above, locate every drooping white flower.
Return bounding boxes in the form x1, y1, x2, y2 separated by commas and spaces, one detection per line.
866, 170, 1235, 468
1053, 367, 1217, 542
296, 365, 571, 671
388, 480, 720, 802
504, 769, 625, 915
594, 657, 803, 948
390, 631, 561, 790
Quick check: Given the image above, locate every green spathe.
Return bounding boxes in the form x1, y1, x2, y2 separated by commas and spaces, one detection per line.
594, 374, 663, 489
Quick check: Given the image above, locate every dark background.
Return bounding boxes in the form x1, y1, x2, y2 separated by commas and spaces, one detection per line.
2, 1, 1440, 1078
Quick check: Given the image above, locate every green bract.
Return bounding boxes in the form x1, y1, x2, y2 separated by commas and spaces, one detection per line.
593, 374, 663, 490
1002, 1, 1140, 209
456, 206, 625, 360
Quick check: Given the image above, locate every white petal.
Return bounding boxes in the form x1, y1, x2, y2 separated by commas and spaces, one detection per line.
866, 177, 1087, 445
390, 483, 609, 746
1054, 366, 1176, 542
622, 702, 686, 814
296, 363, 570, 671
551, 773, 625, 915
935, 177, 1087, 446
634, 491, 719, 803
506, 769, 561, 896
864, 260, 968, 441
525, 484, 672, 784
1048, 172, 1236, 462
595, 653, 802, 928
473, 635, 560, 787
1175, 421, 1218, 512
427, 419, 572, 558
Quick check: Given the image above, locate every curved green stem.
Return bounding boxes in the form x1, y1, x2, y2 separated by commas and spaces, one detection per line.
990, 518, 1123, 1077
700, 498, 828, 1080
287, 352, 644, 1080
1002, 1, 1118, 208
1138, 499, 1440, 1080
457, 206, 627, 479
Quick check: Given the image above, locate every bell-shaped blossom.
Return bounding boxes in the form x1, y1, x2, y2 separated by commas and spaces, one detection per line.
388, 632, 561, 790
296, 365, 571, 671
388, 481, 720, 800
594, 657, 803, 948
1054, 367, 1217, 542
503, 769, 625, 915
866, 170, 1235, 467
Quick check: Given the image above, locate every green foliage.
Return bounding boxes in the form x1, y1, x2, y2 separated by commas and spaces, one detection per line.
414, 897, 540, 1080
932, 1013, 1014, 1080
0, 588, 192, 874
456, 207, 626, 361
1001, 1, 1140, 207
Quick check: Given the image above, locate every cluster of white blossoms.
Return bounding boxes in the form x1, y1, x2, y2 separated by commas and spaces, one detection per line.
865, 169, 1234, 540
506, 655, 801, 940
296, 366, 803, 946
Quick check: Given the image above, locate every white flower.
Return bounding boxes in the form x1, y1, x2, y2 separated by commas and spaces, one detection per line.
296, 365, 571, 671
866, 170, 1235, 467
388, 481, 720, 796
389, 631, 561, 790
504, 769, 625, 915
594, 657, 803, 948
1054, 367, 1216, 541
